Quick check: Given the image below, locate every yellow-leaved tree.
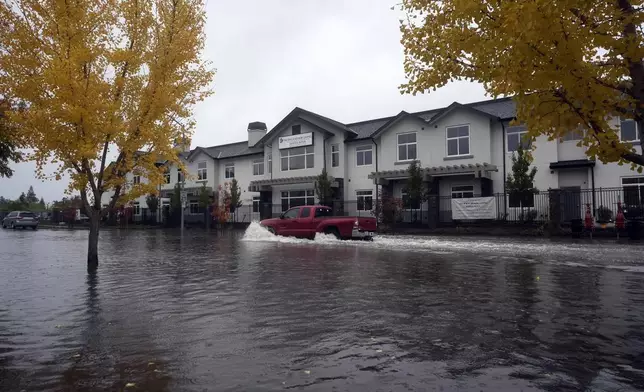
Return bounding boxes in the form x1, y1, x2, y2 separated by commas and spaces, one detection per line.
400, 0, 644, 168
0, 0, 215, 269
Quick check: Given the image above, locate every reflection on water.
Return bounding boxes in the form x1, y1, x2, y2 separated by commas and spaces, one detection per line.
1, 228, 644, 391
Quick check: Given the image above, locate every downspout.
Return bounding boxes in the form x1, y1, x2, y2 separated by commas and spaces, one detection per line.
372, 137, 379, 208
591, 165, 596, 216
501, 120, 507, 218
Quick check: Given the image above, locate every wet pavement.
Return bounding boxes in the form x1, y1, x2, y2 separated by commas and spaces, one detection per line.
1, 224, 644, 391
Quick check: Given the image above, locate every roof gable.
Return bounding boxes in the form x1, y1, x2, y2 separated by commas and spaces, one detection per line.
369, 111, 429, 140
425, 102, 497, 126
257, 107, 356, 146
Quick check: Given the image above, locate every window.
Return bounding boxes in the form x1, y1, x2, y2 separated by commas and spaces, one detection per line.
451, 185, 474, 199
280, 146, 314, 171
189, 202, 200, 214
446, 125, 470, 156
177, 168, 184, 183
283, 208, 300, 219
620, 117, 641, 142
252, 159, 264, 176
164, 170, 171, 184
397, 132, 417, 161
281, 190, 315, 211
622, 177, 644, 206
356, 190, 373, 211
292, 124, 301, 135
507, 125, 530, 152
252, 196, 260, 213
300, 207, 311, 218
133, 175, 141, 185
225, 163, 235, 179
315, 207, 333, 218
268, 153, 272, 174
197, 161, 207, 181
356, 145, 373, 166
133, 202, 140, 215
401, 189, 421, 209
561, 128, 584, 142
331, 144, 340, 167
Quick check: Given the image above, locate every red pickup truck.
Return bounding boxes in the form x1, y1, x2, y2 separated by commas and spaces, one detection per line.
260, 205, 377, 240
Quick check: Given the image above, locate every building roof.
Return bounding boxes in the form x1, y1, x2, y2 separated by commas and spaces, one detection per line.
180, 97, 517, 159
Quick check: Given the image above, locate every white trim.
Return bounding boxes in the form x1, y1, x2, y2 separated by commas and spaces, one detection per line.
445, 124, 471, 157
224, 163, 235, 179
279, 145, 314, 172
620, 117, 641, 142
252, 159, 264, 176
355, 144, 373, 167
331, 143, 340, 167
451, 184, 475, 198
396, 131, 417, 162
506, 125, 531, 153
197, 161, 207, 181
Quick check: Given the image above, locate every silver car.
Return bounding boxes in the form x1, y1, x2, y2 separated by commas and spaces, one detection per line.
2, 211, 39, 230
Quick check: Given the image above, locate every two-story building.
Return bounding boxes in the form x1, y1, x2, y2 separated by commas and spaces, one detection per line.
103, 97, 643, 225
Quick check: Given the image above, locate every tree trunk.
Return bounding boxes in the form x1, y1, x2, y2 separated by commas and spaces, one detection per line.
87, 214, 99, 271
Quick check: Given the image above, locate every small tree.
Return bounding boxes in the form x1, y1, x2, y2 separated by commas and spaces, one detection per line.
212, 184, 231, 225
26, 186, 38, 204
39, 197, 45, 209
506, 144, 538, 221
405, 161, 426, 223
198, 183, 211, 228
146, 194, 159, 225
169, 183, 183, 227
314, 168, 334, 206
372, 188, 404, 230
229, 179, 243, 219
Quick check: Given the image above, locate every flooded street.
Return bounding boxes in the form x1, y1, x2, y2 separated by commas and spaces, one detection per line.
2, 226, 644, 391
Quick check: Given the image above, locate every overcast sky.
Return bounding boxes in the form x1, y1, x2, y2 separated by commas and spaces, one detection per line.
0, 0, 488, 201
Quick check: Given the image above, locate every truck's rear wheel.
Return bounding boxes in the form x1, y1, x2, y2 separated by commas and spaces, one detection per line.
324, 227, 341, 240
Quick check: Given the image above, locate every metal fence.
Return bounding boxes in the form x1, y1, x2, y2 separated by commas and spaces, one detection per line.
90, 187, 644, 228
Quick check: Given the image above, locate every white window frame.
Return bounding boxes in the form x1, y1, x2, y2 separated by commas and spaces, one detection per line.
356, 144, 373, 166
397, 132, 417, 162
622, 176, 644, 206
197, 161, 207, 181
331, 144, 340, 167
132, 175, 141, 185
252, 159, 264, 176
280, 146, 314, 171
133, 202, 141, 215
561, 128, 584, 142
280, 190, 315, 211
356, 190, 373, 211
268, 153, 272, 174
252, 196, 260, 213
177, 168, 184, 183
506, 125, 530, 152
451, 185, 474, 199
189, 202, 200, 214
164, 170, 171, 184
446, 125, 471, 157
224, 163, 235, 179
620, 117, 641, 142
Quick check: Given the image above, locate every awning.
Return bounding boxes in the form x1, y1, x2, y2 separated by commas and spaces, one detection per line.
248, 176, 339, 192
549, 159, 595, 170
369, 162, 498, 181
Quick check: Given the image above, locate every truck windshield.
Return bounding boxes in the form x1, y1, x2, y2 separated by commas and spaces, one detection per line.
314, 208, 333, 218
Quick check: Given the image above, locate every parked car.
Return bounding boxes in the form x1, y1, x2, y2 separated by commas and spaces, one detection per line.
260, 205, 377, 240
2, 211, 39, 230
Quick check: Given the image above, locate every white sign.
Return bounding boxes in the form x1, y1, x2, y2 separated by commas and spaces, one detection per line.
278, 133, 313, 149
451, 197, 497, 220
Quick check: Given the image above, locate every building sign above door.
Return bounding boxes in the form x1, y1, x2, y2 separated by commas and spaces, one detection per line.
278, 133, 313, 149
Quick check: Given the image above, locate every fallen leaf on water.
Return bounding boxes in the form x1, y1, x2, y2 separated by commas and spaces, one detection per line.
303, 370, 311, 375
376, 349, 383, 353
125, 382, 136, 388
72, 354, 81, 359
536, 276, 540, 281
148, 362, 155, 366
153, 369, 161, 373
55, 325, 62, 328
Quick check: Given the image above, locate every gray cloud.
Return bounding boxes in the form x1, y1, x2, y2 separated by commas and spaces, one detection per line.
0, 0, 487, 201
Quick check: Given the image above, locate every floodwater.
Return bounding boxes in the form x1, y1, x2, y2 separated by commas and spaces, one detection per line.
2, 225, 644, 391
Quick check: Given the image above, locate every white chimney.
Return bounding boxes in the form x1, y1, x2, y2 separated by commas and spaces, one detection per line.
248, 121, 267, 147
